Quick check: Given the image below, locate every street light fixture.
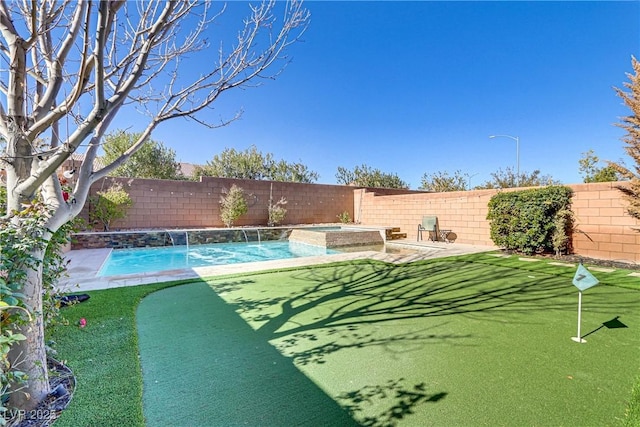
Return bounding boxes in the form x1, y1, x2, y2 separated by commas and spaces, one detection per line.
489, 134, 520, 185
467, 173, 478, 190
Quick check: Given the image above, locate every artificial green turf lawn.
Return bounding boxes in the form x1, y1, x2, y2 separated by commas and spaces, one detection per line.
137, 281, 358, 426
48, 254, 640, 426
136, 257, 640, 426
48, 281, 182, 427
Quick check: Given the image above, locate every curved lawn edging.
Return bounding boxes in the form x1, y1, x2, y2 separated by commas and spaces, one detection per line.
48, 281, 189, 427
136, 281, 358, 426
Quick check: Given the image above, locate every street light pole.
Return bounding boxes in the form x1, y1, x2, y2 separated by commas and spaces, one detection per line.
489, 134, 520, 185
467, 173, 478, 190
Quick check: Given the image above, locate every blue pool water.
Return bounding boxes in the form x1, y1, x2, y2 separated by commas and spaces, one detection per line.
98, 241, 340, 277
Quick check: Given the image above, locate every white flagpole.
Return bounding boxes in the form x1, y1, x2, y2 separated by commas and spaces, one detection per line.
572, 291, 586, 343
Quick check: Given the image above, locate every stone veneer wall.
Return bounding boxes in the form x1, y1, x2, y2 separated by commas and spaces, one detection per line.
72, 227, 293, 250
72, 231, 170, 249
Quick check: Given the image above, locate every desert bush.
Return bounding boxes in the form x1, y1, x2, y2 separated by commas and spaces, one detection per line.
337, 211, 351, 224
268, 196, 287, 227
220, 185, 248, 227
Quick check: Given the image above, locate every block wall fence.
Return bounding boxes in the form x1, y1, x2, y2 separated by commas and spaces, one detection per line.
355, 181, 640, 264
81, 176, 419, 230
80, 177, 640, 264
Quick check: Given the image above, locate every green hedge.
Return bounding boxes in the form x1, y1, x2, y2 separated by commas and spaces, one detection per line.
486, 186, 573, 255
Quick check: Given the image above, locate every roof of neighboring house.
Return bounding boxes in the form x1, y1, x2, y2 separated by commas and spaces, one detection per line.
64, 153, 105, 171
179, 162, 199, 178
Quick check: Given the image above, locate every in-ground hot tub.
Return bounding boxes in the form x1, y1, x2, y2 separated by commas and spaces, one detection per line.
289, 228, 384, 248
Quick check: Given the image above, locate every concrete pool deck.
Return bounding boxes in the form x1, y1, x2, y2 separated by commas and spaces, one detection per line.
58, 240, 497, 293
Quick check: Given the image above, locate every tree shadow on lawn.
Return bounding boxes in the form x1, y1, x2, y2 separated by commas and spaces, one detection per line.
204, 259, 640, 425
334, 378, 447, 427
212, 260, 638, 341
137, 282, 361, 427
276, 323, 466, 366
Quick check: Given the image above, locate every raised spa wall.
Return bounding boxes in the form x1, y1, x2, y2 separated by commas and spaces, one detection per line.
288, 229, 384, 248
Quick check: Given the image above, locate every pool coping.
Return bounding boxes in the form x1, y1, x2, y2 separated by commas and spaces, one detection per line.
57, 240, 497, 293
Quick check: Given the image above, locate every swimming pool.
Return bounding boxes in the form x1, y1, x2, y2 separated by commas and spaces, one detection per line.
98, 241, 340, 277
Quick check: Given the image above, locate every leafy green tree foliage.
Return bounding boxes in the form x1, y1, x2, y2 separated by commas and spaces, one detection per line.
220, 185, 248, 227
487, 186, 574, 255
335, 164, 409, 189
89, 182, 133, 231
419, 170, 468, 192
271, 160, 319, 183
0, 185, 5, 213
99, 130, 183, 180
199, 145, 269, 180
196, 145, 319, 183
578, 149, 620, 183
591, 167, 620, 183
476, 167, 560, 189
610, 56, 640, 221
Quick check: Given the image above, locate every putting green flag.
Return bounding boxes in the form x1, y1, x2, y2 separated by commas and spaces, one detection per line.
572, 264, 599, 291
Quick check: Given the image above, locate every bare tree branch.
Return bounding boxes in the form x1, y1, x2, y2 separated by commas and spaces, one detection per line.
1, 3, 310, 409
32, 1, 88, 121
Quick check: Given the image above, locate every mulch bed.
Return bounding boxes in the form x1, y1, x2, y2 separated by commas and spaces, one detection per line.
543, 255, 640, 270
502, 249, 640, 271
553, 254, 640, 270
5, 358, 75, 427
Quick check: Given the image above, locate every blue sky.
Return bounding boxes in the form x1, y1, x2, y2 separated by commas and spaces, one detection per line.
145, 1, 640, 189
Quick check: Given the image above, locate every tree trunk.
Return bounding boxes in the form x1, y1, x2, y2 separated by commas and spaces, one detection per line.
7, 247, 50, 411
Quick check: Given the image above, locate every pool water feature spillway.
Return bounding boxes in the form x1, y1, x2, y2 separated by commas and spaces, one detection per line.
289, 228, 384, 248
71, 226, 391, 250
71, 228, 290, 250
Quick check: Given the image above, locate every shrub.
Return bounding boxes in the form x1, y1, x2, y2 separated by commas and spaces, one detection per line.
486, 186, 574, 255
220, 185, 248, 227
268, 196, 287, 227
89, 182, 133, 231
0, 185, 5, 213
551, 208, 575, 256
337, 211, 351, 224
